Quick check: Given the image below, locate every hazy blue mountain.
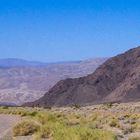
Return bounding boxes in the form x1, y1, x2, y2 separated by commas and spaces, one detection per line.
0, 58, 48, 67
0, 58, 82, 67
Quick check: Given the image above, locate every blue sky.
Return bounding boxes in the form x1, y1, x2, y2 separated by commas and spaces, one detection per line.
0, 0, 140, 62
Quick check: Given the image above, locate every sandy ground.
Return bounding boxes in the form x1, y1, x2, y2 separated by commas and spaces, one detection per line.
0, 114, 21, 140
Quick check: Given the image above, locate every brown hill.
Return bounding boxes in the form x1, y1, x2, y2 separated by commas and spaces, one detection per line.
25, 46, 140, 107
0, 58, 107, 105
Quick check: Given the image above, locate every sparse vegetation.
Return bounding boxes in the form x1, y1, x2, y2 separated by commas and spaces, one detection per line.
34, 123, 116, 140
1, 102, 140, 139
13, 121, 40, 136
72, 104, 81, 109
104, 102, 113, 108
1, 106, 9, 109
109, 119, 120, 128
43, 106, 52, 110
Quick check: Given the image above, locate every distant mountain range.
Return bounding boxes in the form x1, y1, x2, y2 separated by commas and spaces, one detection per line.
0, 58, 107, 105
0, 58, 81, 67
25, 46, 140, 107
0, 58, 46, 67
0, 102, 17, 107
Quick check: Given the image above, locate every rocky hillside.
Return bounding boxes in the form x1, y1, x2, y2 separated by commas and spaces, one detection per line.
25, 46, 140, 107
0, 58, 107, 105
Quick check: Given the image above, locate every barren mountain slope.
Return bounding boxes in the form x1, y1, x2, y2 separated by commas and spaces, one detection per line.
25, 46, 140, 107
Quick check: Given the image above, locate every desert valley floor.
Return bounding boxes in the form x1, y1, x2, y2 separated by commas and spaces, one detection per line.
1, 102, 140, 140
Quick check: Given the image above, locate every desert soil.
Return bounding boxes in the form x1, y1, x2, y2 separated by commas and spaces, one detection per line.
0, 114, 21, 140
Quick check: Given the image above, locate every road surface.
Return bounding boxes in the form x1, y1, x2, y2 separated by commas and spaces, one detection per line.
0, 114, 20, 139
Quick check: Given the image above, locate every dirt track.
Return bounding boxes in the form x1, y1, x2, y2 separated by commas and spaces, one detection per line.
0, 114, 20, 139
